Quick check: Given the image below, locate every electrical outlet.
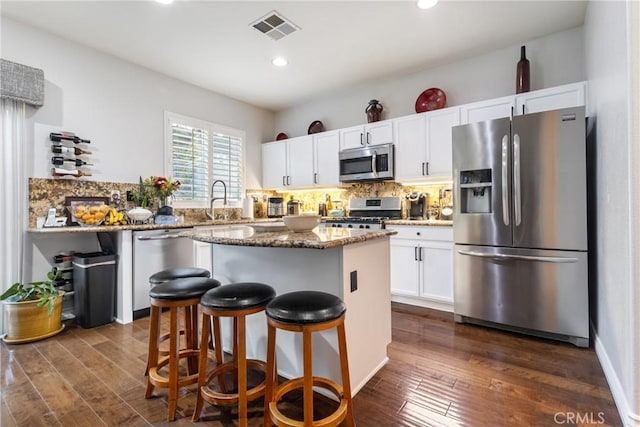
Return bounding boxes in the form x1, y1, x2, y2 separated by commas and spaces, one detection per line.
350, 270, 358, 292
110, 190, 120, 204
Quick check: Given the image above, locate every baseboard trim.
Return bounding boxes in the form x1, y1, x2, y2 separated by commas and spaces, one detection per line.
391, 295, 453, 312
593, 326, 638, 426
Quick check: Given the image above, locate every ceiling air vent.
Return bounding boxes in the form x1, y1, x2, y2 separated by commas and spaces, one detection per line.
250, 11, 300, 41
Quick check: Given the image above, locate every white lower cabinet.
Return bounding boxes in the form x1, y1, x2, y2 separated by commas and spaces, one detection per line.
193, 240, 212, 273
388, 226, 453, 311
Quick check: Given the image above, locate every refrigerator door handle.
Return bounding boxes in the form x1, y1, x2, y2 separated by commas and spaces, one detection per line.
513, 133, 522, 226
457, 249, 578, 264
501, 134, 510, 226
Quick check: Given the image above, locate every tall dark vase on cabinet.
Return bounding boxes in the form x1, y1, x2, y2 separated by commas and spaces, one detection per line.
516, 45, 530, 94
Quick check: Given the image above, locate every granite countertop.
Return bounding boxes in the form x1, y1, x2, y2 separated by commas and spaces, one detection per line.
182, 225, 397, 249
385, 219, 453, 227
26, 218, 283, 233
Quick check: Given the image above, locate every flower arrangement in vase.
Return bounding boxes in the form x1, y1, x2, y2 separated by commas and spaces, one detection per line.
146, 176, 181, 215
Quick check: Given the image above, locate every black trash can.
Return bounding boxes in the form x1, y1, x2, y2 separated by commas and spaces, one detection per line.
72, 252, 117, 328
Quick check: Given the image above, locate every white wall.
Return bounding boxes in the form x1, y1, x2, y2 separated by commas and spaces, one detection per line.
1, 16, 275, 189
275, 27, 584, 139
584, 1, 638, 425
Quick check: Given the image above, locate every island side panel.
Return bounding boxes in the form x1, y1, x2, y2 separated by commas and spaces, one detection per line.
341, 237, 392, 394
211, 244, 345, 384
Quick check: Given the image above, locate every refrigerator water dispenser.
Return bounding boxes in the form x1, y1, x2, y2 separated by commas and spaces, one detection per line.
460, 169, 492, 214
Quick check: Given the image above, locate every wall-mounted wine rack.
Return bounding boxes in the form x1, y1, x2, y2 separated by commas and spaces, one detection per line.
50, 131, 93, 178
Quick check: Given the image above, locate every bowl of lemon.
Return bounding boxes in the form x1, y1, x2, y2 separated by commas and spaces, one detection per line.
67, 203, 110, 226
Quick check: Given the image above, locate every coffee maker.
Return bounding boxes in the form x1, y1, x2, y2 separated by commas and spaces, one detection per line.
267, 197, 284, 218
406, 192, 429, 219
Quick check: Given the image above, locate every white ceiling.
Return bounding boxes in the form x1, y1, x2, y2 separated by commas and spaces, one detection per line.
1, 0, 587, 112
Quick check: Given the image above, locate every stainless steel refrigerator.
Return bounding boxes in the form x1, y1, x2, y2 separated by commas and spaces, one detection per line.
452, 106, 588, 347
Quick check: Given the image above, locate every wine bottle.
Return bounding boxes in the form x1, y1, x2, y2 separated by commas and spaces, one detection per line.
51, 156, 93, 166
51, 145, 92, 155
516, 45, 530, 94
51, 168, 92, 178
49, 132, 90, 144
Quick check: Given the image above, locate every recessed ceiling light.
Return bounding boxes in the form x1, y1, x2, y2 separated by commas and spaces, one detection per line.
417, 0, 438, 9
272, 57, 288, 67
155, 0, 174, 4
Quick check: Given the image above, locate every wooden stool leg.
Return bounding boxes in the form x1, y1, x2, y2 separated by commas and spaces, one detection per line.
185, 305, 198, 374
211, 315, 226, 393
337, 321, 355, 427
232, 317, 239, 390
303, 328, 314, 424
167, 307, 179, 421
145, 305, 160, 398
264, 322, 277, 427
192, 312, 210, 421
237, 315, 248, 427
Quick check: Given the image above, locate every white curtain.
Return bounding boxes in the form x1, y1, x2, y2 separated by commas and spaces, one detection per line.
0, 98, 25, 296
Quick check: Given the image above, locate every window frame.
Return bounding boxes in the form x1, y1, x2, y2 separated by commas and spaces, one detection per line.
163, 111, 246, 209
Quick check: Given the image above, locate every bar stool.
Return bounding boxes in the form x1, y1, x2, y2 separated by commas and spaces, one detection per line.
192, 282, 276, 426
145, 267, 211, 375
149, 267, 211, 285
145, 277, 221, 421
264, 291, 355, 427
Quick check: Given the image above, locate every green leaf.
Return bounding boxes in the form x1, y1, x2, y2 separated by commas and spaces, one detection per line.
0, 283, 23, 300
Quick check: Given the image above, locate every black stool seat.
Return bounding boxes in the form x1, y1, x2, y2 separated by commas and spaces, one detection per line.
201, 283, 275, 310
149, 267, 210, 285
149, 277, 221, 300
266, 291, 346, 324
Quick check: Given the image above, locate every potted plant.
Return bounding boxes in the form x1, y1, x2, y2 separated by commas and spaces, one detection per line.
127, 177, 153, 223
1, 270, 65, 344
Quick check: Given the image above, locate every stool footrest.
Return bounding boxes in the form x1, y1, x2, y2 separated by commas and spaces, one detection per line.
146, 349, 200, 393
269, 377, 348, 427
201, 359, 267, 406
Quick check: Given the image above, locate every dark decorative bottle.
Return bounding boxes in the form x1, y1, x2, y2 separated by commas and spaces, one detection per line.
516, 45, 530, 94
365, 99, 383, 123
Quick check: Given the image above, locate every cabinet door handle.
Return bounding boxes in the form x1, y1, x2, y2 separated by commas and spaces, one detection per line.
287, 175, 291, 186
510, 106, 514, 119
282, 176, 286, 186
421, 162, 425, 175
314, 172, 318, 184
419, 247, 423, 261
366, 132, 370, 144
522, 104, 525, 115
425, 162, 429, 175
414, 247, 418, 261
360, 133, 364, 146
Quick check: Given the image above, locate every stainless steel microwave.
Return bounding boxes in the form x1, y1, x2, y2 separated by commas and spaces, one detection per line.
339, 143, 394, 182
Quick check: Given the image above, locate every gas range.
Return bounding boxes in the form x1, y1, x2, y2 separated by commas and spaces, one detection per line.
322, 197, 402, 230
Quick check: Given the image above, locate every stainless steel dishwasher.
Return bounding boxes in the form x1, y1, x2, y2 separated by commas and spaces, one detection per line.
132, 228, 194, 318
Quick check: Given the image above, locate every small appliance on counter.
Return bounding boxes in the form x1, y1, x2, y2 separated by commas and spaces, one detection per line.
267, 197, 284, 218
406, 192, 429, 220
287, 197, 302, 216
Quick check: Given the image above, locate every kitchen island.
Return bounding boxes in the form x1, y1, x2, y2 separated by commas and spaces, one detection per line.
183, 225, 396, 395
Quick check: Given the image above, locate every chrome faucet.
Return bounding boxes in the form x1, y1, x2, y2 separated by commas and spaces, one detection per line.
205, 180, 227, 220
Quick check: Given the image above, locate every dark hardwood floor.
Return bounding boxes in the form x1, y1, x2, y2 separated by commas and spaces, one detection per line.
1, 303, 621, 426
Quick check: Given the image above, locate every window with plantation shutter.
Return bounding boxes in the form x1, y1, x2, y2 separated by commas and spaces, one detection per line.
164, 112, 245, 208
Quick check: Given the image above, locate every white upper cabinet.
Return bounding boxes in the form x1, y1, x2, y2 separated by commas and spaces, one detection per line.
287, 135, 315, 187
262, 133, 339, 190
460, 95, 515, 125
340, 120, 393, 150
460, 81, 587, 125
261, 136, 314, 189
313, 130, 340, 186
393, 114, 427, 181
425, 107, 460, 178
515, 81, 587, 115
262, 140, 288, 189
394, 106, 459, 182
